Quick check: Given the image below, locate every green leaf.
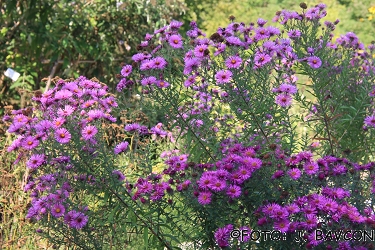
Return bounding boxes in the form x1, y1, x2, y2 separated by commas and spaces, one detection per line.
143, 227, 148, 249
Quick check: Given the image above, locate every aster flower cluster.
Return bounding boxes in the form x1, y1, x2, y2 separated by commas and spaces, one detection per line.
5, 77, 128, 232
256, 188, 374, 249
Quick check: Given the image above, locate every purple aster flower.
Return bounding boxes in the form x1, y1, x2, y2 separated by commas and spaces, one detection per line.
272, 170, 284, 179
226, 185, 241, 198
155, 80, 170, 88
124, 123, 141, 132
7, 122, 24, 133
209, 179, 226, 192
176, 180, 191, 191
82, 125, 98, 140
304, 161, 319, 175
364, 115, 375, 128
22, 136, 39, 150
112, 170, 126, 181
333, 164, 347, 175
255, 27, 269, 40
226, 36, 243, 46
225, 55, 242, 69
52, 117, 66, 129
307, 56, 322, 68
214, 224, 233, 248
254, 52, 272, 68
288, 29, 301, 39
198, 175, 214, 190
279, 83, 297, 94
257, 18, 268, 26
69, 210, 88, 229
274, 219, 290, 233
150, 57, 167, 70
197, 191, 212, 205
184, 75, 196, 87
288, 168, 301, 180
121, 65, 132, 77
114, 141, 129, 154
26, 154, 45, 169
215, 69, 232, 84
55, 128, 71, 144
194, 44, 208, 57
269, 207, 289, 220
168, 34, 183, 49
51, 203, 65, 218
169, 20, 183, 30
87, 109, 104, 120
55, 89, 73, 100
57, 105, 75, 117
275, 93, 293, 107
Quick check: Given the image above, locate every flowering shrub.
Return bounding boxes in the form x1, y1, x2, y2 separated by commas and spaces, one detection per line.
5, 2, 375, 249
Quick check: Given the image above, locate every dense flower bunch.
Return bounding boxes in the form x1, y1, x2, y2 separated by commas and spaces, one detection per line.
4, 77, 129, 231
114, 2, 375, 249
5, 2, 375, 249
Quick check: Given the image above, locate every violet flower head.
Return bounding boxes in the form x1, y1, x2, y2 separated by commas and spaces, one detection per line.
215, 69, 232, 84
168, 34, 183, 49
22, 136, 39, 150
275, 93, 293, 107
112, 170, 126, 181
121, 65, 132, 77
55, 128, 72, 144
307, 56, 322, 69
114, 141, 129, 154
82, 125, 98, 140
225, 55, 242, 69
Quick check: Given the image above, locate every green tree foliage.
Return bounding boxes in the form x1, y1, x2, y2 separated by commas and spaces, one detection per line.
0, 0, 187, 112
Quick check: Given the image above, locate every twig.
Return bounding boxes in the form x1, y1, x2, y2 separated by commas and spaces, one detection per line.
44, 60, 59, 93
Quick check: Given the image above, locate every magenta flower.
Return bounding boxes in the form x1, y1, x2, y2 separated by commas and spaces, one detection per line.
112, 170, 126, 181
198, 175, 214, 190
198, 191, 212, 205
288, 29, 301, 39
364, 115, 375, 128
155, 80, 170, 88
287, 168, 301, 180
214, 224, 233, 248
307, 56, 322, 68
225, 55, 242, 69
254, 53, 272, 68
209, 179, 226, 192
52, 117, 66, 129
278, 83, 298, 94
51, 203, 65, 218
274, 219, 290, 233
141, 76, 157, 86
150, 57, 167, 70
121, 65, 132, 77
22, 136, 39, 150
114, 141, 129, 154
55, 89, 73, 100
57, 105, 75, 117
275, 93, 293, 107
226, 185, 241, 198
82, 125, 98, 140
26, 154, 45, 169
304, 161, 319, 175
55, 128, 72, 144
168, 34, 183, 49
68, 210, 88, 229
194, 44, 208, 57
215, 69, 232, 84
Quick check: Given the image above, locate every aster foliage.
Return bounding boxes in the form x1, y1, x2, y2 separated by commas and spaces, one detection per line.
115, 2, 375, 249
5, 2, 375, 250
